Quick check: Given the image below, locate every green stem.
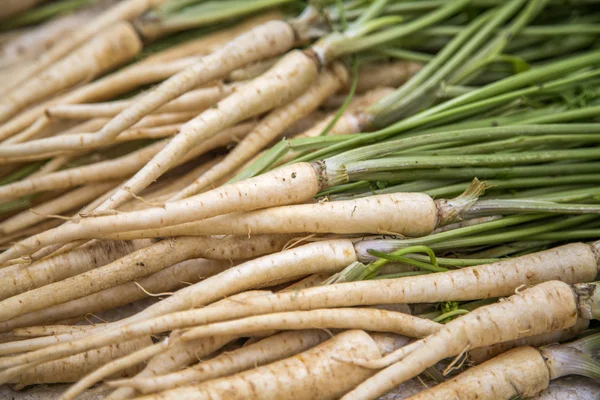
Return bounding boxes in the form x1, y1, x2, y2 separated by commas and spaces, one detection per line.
433, 309, 469, 323
449, 0, 548, 85
345, 147, 600, 180
430, 214, 598, 250
328, 0, 470, 58
354, 214, 549, 260
359, 162, 600, 183
464, 200, 600, 217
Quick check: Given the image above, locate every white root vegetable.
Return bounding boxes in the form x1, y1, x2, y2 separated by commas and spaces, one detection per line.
407, 334, 600, 400
342, 281, 596, 400
46, 84, 241, 120
169, 63, 348, 200
109, 330, 330, 394
0, 8, 96, 68
280, 274, 329, 291
140, 11, 283, 64
12, 325, 98, 338
0, 20, 298, 160
0, 22, 143, 123
0, 239, 155, 301
0, 0, 164, 97
99, 49, 319, 210
0, 182, 117, 235
135, 330, 381, 400
9, 337, 153, 388
0, 12, 279, 143
468, 318, 590, 364
0, 258, 229, 335
146, 241, 598, 328
105, 291, 270, 400
0, 162, 323, 263
0, 239, 355, 371
0, 142, 164, 202
108, 192, 440, 239
0, 234, 290, 323
0, 122, 253, 200
179, 308, 441, 342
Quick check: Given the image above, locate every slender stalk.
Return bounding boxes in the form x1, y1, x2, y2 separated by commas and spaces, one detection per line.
345, 147, 600, 180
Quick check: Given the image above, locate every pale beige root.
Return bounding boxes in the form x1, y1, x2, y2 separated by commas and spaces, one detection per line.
406, 346, 550, 400
136, 330, 381, 400
0, 120, 248, 200
46, 84, 241, 120
105, 336, 237, 400
0, 238, 155, 301
227, 57, 280, 81
0, 239, 353, 369
354, 61, 423, 93
0, 142, 164, 202
0, 258, 230, 334
0, 0, 164, 97
0, 234, 289, 323
130, 239, 357, 321
0, 182, 117, 235
0, 20, 298, 160
61, 339, 170, 400
468, 318, 590, 364
342, 281, 580, 400
119, 157, 225, 212
111, 192, 439, 239
0, 8, 280, 140
13, 324, 98, 338
369, 333, 412, 356
181, 308, 440, 343
294, 86, 395, 139
170, 63, 347, 201
0, 22, 143, 124
0, 220, 62, 250
0, 162, 322, 263
0, 58, 199, 143
280, 274, 329, 291
106, 291, 269, 400
8, 337, 152, 388
175, 241, 597, 324
0, 0, 46, 19
141, 11, 283, 64
101, 50, 319, 211
0, 2, 113, 68
110, 330, 330, 395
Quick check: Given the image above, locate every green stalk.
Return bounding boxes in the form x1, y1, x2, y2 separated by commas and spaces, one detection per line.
322, 0, 470, 58
423, 175, 600, 199
358, 162, 600, 183
449, 0, 548, 85
345, 147, 600, 180
365, 4, 497, 122
424, 24, 600, 38
429, 214, 598, 251
354, 214, 549, 260
425, 134, 600, 156
464, 200, 600, 217
433, 309, 469, 323
406, 255, 499, 267
376, 48, 434, 63
293, 54, 600, 163
531, 230, 600, 241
